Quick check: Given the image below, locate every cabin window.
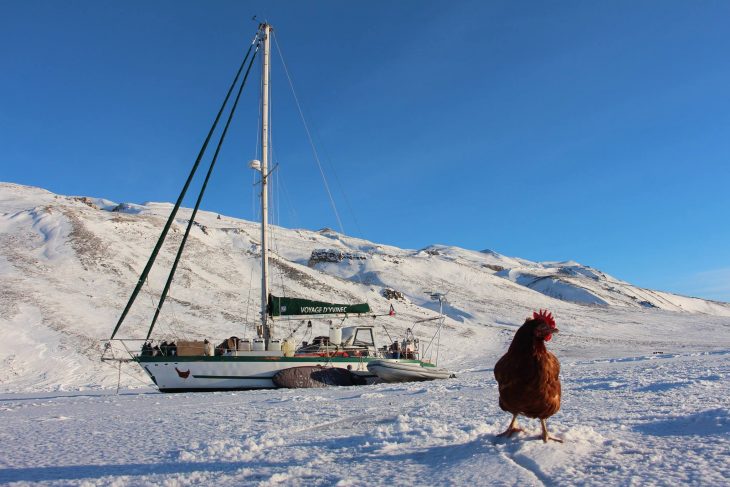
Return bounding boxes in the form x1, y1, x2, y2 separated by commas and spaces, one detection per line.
354, 328, 375, 347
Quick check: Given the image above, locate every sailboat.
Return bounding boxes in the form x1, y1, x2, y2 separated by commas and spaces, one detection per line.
102, 22, 440, 392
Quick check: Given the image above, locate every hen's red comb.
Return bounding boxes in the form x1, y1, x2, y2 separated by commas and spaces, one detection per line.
533, 309, 556, 329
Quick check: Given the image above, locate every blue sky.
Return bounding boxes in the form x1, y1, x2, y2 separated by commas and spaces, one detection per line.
1, 1, 729, 301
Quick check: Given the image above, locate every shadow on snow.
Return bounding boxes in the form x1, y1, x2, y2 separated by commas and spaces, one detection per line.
634, 408, 730, 437
0, 461, 257, 483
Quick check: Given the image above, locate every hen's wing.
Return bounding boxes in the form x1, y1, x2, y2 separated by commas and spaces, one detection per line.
494, 352, 526, 414
494, 352, 520, 390
534, 351, 561, 419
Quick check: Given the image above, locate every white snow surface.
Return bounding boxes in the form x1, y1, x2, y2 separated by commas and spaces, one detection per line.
1, 182, 729, 485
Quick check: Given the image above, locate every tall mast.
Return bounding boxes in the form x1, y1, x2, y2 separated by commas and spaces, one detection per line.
260, 23, 272, 344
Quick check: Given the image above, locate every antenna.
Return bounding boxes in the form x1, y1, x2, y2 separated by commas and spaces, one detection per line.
426, 291, 449, 314
423, 290, 449, 365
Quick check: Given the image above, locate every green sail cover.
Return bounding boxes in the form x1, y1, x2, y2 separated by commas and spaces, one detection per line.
268, 295, 370, 317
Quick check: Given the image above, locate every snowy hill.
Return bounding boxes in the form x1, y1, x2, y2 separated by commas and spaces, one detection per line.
2, 182, 730, 486
1, 181, 729, 393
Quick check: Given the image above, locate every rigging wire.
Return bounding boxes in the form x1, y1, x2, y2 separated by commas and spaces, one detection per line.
301, 107, 366, 240
101, 359, 158, 389
251, 60, 263, 226
145, 39, 263, 340
272, 31, 345, 235
243, 95, 261, 335
267, 68, 284, 292
142, 274, 179, 340
244, 253, 256, 338
264, 70, 295, 338
161, 274, 182, 340
245, 174, 261, 336
272, 32, 372, 308
270, 158, 300, 228
110, 33, 261, 340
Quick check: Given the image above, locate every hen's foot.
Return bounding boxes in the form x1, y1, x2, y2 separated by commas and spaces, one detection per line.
497, 427, 523, 438
540, 419, 563, 443
541, 434, 563, 443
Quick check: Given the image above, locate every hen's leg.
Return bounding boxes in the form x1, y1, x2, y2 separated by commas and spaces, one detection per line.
540, 419, 563, 443
497, 414, 523, 437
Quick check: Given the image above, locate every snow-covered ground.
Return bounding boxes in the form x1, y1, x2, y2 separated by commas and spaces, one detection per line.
1, 350, 728, 485
1, 182, 729, 485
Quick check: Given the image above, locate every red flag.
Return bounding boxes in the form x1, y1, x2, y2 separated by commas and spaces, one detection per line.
389, 304, 395, 316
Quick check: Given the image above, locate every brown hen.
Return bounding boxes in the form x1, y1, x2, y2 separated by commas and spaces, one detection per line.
494, 310, 562, 443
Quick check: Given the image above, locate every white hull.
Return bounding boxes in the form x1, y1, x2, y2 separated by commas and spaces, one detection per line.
137, 355, 420, 391
367, 360, 452, 383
